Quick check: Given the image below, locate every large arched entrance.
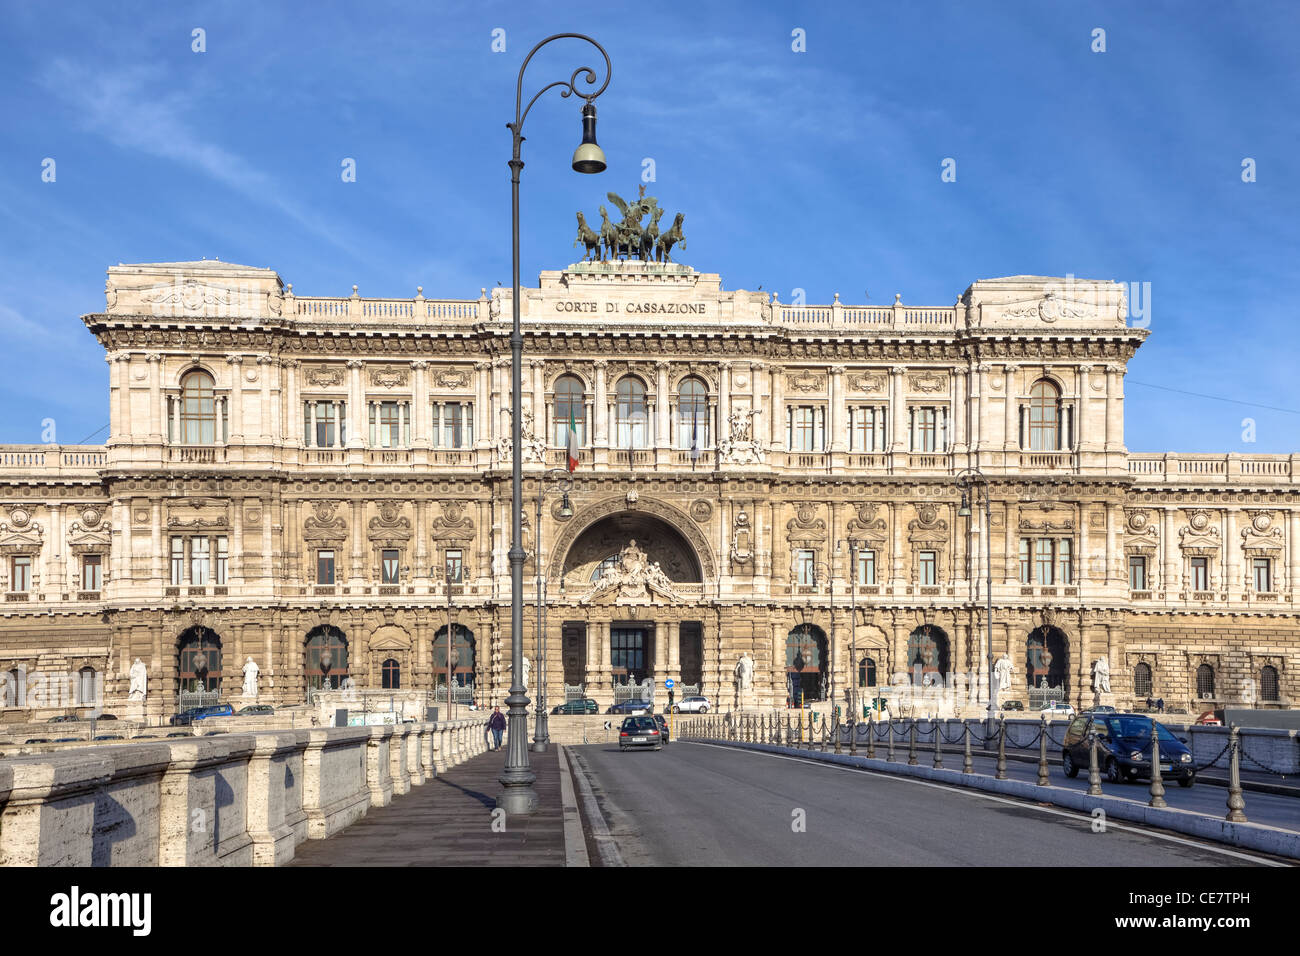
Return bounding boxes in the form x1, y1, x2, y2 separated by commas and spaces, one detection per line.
178, 625, 223, 707
906, 625, 950, 686
787, 625, 827, 703
559, 511, 703, 586
305, 625, 349, 691
433, 624, 476, 705
1026, 626, 1069, 696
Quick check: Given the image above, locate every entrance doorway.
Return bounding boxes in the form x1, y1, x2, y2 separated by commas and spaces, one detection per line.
786, 625, 827, 703
611, 625, 650, 685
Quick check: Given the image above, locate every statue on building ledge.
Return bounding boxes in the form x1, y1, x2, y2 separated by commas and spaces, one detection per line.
583, 539, 679, 603
719, 407, 763, 464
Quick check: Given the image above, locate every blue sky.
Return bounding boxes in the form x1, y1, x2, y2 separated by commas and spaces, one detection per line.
0, 0, 1297, 451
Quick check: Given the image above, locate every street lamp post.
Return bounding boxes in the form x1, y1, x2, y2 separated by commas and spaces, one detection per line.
532, 468, 574, 752
846, 538, 861, 720
502, 34, 610, 816
957, 467, 996, 726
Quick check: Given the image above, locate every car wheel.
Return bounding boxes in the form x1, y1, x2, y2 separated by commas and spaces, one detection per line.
1178, 772, 1195, 789
1062, 751, 1078, 778
700, 706, 708, 713
654, 744, 662, 751
1105, 757, 1123, 784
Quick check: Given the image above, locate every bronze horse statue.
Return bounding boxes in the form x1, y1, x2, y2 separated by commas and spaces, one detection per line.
598, 205, 620, 262
574, 211, 602, 262
641, 207, 664, 263
655, 213, 686, 263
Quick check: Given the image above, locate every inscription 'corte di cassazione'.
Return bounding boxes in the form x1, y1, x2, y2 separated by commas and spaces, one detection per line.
554, 301, 707, 314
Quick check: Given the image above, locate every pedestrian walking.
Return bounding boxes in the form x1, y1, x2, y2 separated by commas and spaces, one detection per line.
488, 705, 507, 750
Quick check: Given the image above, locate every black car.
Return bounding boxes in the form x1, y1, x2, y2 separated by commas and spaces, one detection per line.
1061, 713, 1195, 787
607, 699, 652, 715
1002, 700, 1025, 712
619, 715, 663, 751
551, 698, 599, 715
653, 713, 671, 744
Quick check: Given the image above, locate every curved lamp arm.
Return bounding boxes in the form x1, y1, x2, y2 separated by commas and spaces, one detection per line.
509, 33, 612, 142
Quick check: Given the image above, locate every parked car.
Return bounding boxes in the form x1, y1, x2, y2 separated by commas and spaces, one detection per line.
93, 734, 123, 741
24, 738, 50, 744
1040, 702, 1076, 719
48, 715, 80, 723
1195, 710, 1223, 726
237, 705, 274, 715
607, 699, 652, 715
671, 695, 710, 714
1089, 705, 1118, 714
1002, 700, 1025, 712
169, 703, 234, 726
551, 698, 598, 715
653, 713, 671, 744
1060, 713, 1195, 787
53, 737, 79, 743
93, 713, 119, 720
618, 715, 663, 751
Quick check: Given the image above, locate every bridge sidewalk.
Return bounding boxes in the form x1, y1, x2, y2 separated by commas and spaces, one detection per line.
289, 746, 567, 867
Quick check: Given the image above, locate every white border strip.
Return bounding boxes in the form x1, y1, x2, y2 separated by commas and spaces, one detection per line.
555, 745, 590, 868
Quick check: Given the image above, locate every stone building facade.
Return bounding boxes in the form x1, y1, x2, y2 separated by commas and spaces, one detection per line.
0, 258, 1294, 721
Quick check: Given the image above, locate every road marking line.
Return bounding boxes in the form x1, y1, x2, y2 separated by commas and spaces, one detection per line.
686, 742, 1289, 867
556, 745, 590, 868
568, 749, 625, 867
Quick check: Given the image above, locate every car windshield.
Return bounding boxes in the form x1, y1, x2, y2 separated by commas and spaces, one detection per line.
1105, 717, 1179, 745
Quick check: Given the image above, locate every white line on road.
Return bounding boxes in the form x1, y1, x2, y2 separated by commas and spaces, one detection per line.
568, 748, 626, 867
556, 746, 590, 868
686, 742, 1289, 867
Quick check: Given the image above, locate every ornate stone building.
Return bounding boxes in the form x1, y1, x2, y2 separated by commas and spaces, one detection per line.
0, 258, 1294, 720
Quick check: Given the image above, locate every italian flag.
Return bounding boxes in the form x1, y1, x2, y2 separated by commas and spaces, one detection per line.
566, 409, 580, 472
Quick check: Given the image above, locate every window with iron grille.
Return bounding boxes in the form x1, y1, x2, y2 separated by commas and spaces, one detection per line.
1196, 664, 1215, 699
1133, 662, 1153, 698
858, 657, 877, 688
1260, 666, 1279, 702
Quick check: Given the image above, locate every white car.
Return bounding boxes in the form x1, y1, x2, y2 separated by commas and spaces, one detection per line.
671, 695, 711, 714
1040, 702, 1076, 719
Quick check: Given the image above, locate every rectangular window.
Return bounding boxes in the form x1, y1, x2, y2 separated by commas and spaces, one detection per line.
1019, 538, 1032, 584
1057, 538, 1072, 585
795, 549, 816, 586
382, 549, 400, 584
190, 536, 210, 585
374, 402, 403, 448
1129, 555, 1147, 591
1035, 538, 1053, 585
849, 405, 887, 452
856, 550, 876, 586
445, 550, 464, 584
171, 537, 184, 586
82, 554, 103, 591
1253, 558, 1271, 592
11, 555, 31, 592
311, 402, 338, 448
912, 407, 938, 453
317, 550, 336, 585
787, 406, 824, 452
1191, 557, 1208, 591
918, 550, 936, 586
215, 537, 228, 585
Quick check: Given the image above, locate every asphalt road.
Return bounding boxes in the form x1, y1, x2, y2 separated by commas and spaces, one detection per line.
569, 741, 1285, 866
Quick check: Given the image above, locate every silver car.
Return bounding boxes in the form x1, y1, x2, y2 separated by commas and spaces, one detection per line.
671, 695, 710, 714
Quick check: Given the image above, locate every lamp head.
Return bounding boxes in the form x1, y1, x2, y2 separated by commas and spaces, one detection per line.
571, 102, 606, 174
559, 492, 573, 519
958, 492, 971, 518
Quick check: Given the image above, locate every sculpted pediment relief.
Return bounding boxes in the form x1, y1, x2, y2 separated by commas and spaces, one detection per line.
908, 503, 948, 543
1178, 510, 1220, 552
368, 501, 412, 543
304, 499, 347, 541
432, 500, 474, 542
582, 539, 681, 604
1241, 511, 1283, 553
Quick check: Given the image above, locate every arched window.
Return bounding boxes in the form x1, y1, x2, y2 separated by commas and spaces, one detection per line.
1260, 666, 1280, 702
382, 658, 401, 690
77, 666, 97, 706
858, 656, 877, 688
906, 626, 950, 686
305, 626, 349, 691
1027, 380, 1061, 451
676, 377, 709, 450
1196, 664, 1216, 700
433, 625, 476, 690
787, 625, 827, 702
553, 376, 587, 447
178, 626, 223, 693
1133, 662, 1153, 698
615, 377, 648, 449
180, 370, 218, 445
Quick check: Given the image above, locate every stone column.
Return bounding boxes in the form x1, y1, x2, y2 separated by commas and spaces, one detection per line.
253, 355, 271, 442
655, 361, 670, 450
284, 360, 300, 448
1077, 364, 1092, 451
952, 367, 967, 452
667, 620, 681, 690
411, 361, 429, 448
346, 360, 364, 448
1004, 501, 1016, 584
227, 356, 244, 442
890, 501, 904, 588
719, 362, 732, 442
593, 360, 608, 446
473, 361, 490, 453
146, 353, 163, 443
530, 359, 545, 445
1162, 507, 1178, 593
1104, 364, 1124, 452
1225, 509, 1240, 596
889, 366, 907, 452
231, 496, 244, 585
829, 365, 846, 452
1289, 510, 1300, 595
152, 498, 164, 585
1003, 364, 1017, 452
769, 365, 784, 451
1106, 502, 1119, 585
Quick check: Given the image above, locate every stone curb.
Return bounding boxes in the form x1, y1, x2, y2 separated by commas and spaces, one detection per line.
696, 739, 1300, 861
555, 746, 590, 868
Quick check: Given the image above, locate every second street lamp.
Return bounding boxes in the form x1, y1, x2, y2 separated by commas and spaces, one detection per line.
501, 34, 611, 816
957, 467, 997, 726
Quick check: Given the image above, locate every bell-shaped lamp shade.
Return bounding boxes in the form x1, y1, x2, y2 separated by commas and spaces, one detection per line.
957, 492, 971, 518
559, 492, 574, 519
572, 102, 606, 174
